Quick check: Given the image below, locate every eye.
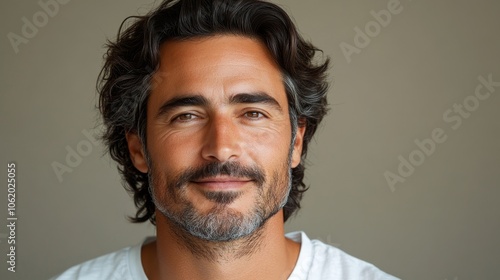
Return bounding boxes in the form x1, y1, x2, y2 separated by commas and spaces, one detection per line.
173, 113, 198, 122
244, 111, 265, 119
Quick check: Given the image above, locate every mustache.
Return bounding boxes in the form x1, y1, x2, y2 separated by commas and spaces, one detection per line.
174, 161, 266, 189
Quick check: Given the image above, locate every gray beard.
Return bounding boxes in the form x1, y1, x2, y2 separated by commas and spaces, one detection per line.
153, 171, 290, 240
148, 160, 292, 261
146, 131, 296, 260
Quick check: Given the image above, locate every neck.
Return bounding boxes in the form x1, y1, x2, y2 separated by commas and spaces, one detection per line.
142, 209, 300, 280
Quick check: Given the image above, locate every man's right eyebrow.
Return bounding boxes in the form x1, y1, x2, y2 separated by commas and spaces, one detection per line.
156, 95, 208, 118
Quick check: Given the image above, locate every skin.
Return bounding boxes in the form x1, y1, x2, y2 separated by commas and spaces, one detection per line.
126, 35, 306, 280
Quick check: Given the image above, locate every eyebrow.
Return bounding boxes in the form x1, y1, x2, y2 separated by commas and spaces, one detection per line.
157, 95, 209, 118
229, 92, 283, 112
156, 92, 283, 118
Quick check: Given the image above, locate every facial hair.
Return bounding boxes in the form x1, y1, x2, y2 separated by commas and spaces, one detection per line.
149, 160, 292, 242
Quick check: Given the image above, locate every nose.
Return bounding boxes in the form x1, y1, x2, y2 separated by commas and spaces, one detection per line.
201, 114, 242, 162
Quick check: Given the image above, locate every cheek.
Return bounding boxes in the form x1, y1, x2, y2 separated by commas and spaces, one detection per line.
243, 126, 292, 167
147, 128, 200, 171
146, 118, 292, 171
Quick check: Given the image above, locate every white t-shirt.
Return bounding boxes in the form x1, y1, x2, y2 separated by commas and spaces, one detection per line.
52, 231, 399, 280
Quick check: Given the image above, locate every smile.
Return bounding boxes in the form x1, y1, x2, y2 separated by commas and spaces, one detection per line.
191, 177, 253, 191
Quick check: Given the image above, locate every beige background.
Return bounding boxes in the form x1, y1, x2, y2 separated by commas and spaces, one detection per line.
1, 0, 499, 279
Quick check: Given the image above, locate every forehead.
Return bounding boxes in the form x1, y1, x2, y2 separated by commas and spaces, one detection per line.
151, 35, 287, 107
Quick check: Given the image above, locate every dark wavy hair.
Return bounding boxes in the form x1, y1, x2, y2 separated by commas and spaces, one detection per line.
98, 0, 330, 225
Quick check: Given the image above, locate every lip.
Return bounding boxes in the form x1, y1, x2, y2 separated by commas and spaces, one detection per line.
191, 177, 253, 190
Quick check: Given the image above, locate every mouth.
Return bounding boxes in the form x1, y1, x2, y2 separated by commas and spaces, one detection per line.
191, 177, 253, 191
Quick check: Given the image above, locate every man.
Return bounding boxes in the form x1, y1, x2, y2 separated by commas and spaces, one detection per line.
53, 0, 399, 279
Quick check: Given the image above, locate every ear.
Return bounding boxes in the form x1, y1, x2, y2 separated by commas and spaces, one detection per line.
291, 124, 306, 168
126, 132, 148, 173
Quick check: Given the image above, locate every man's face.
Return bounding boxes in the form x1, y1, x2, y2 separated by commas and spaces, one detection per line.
127, 35, 304, 241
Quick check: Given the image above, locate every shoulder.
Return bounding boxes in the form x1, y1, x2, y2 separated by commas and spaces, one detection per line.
50, 240, 148, 280
286, 231, 400, 280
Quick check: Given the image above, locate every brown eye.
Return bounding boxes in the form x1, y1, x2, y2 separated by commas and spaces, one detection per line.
244, 111, 263, 119
179, 114, 193, 120
174, 113, 197, 122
